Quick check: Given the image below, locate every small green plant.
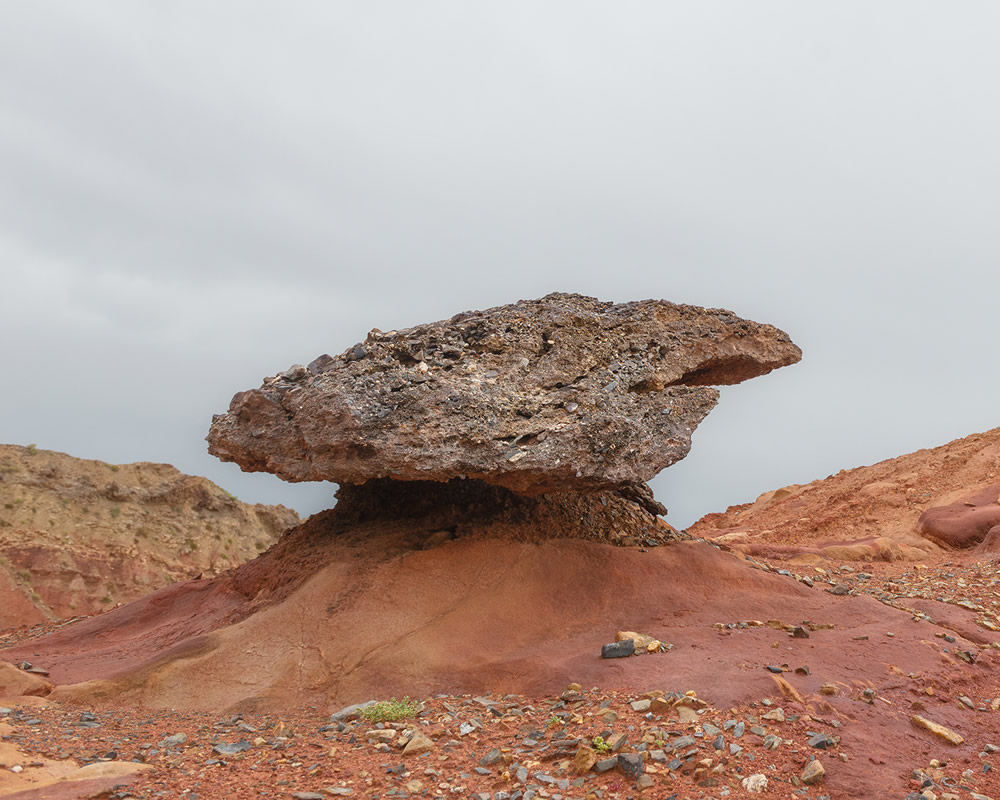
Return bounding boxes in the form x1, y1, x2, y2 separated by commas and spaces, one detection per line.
223, 489, 238, 500
358, 697, 420, 723
547, 715, 562, 728
25, 444, 37, 456
110, 506, 121, 518
592, 735, 611, 754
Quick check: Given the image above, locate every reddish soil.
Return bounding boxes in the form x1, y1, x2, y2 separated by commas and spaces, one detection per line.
2, 429, 1000, 798
688, 426, 1000, 564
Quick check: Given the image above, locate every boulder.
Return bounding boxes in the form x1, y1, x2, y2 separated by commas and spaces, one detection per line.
917, 485, 1000, 548
207, 293, 800, 497
0, 660, 53, 697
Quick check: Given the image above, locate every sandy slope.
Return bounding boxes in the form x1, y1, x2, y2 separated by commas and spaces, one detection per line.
688, 426, 1000, 563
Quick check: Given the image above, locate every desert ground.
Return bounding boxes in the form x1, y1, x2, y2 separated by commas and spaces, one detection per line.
1, 295, 998, 800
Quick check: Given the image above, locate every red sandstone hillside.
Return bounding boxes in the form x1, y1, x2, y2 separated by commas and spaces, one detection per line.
0, 444, 299, 625
688, 426, 1000, 563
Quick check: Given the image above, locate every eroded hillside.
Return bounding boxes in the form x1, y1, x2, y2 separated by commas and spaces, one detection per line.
688, 426, 1000, 563
0, 444, 299, 624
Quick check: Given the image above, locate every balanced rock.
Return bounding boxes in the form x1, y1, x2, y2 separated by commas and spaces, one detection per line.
207, 293, 800, 497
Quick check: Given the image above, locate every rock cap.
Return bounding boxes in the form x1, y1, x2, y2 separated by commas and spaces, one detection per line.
207, 293, 800, 496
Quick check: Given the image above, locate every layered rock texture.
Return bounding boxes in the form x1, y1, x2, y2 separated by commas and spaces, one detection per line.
0, 444, 298, 625
208, 293, 801, 501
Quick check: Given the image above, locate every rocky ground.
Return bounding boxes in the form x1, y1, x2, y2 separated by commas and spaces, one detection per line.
2, 542, 1000, 800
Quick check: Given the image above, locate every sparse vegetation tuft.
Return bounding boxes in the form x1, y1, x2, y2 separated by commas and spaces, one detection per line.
358, 697, 420, 723
592, 735, 611, 754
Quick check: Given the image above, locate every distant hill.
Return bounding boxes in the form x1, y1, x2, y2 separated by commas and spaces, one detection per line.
0, 444, 300, 625
687, 426, 1000, 562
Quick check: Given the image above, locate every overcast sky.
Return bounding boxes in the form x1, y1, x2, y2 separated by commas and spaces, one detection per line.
2, 2, 998, 527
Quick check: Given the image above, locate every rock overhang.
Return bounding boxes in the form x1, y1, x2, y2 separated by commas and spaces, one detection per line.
206, 293, 801, 497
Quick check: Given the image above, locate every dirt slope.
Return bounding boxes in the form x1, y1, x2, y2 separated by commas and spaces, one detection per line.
5, 513, 1000, 799
0, 444, 299, 624
688, 426, 1000, 563
4, 433, 1000, 797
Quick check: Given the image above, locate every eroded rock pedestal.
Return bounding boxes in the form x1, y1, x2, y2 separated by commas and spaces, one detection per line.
0, 293, 808, 715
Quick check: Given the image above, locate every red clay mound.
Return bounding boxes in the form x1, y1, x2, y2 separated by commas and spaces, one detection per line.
0, 507, 983, 717
689, 426, 1000, 562
6, 481, 1000, 799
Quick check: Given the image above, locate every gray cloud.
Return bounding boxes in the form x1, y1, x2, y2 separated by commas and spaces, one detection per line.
2, 2, 998, 525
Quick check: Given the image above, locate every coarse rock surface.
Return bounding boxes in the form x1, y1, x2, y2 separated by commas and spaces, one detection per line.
688, 426, 1000, 562
207, 293, 800, 496
0, 444, 299, 624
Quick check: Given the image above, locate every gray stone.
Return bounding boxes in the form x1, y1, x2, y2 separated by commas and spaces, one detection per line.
808, 734, 836, 750
330, 701, 376, 722
617, 753, 644, 780
602, 640, 635, 659
212, 740, 251, 755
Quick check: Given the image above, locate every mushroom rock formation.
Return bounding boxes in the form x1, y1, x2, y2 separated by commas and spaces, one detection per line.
0, 294, 806, 714
207, 293, 801, 516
